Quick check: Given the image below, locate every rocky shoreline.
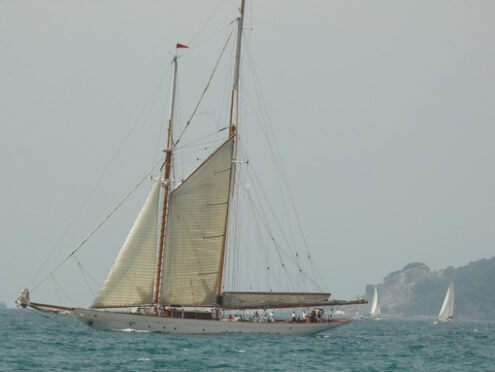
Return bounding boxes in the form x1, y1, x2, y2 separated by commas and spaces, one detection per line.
356, 257, 495, 320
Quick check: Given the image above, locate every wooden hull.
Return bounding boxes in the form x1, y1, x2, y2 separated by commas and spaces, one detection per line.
73, 308, 352, 335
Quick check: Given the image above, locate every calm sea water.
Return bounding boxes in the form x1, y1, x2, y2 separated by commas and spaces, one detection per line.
1, 309, 494, 371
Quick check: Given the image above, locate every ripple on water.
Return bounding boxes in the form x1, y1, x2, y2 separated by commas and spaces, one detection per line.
1, 312, 495, 371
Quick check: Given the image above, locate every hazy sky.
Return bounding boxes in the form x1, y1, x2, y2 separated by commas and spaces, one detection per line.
1, 0, 494, 307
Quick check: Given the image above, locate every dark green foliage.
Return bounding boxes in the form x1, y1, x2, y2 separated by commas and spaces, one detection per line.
403, 262, 427, 271
397, 257, 495, 320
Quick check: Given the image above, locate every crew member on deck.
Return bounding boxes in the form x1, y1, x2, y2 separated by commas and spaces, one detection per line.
253, 311, 260, 321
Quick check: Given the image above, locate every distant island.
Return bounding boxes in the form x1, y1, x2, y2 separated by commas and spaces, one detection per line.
0, 302, 7, 310
363, 257, 495, 320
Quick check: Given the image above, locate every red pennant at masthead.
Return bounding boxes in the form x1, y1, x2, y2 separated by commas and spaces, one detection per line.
176, 43, 189, 49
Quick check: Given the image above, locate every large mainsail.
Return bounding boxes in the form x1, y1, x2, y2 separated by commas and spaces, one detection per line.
370, 286, 381, 316
437, 282, 454, 322
92, 179, 161, 308
159, 138, 234, 306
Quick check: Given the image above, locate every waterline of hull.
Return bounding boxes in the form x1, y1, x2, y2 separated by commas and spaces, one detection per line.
73, 308, 351, 335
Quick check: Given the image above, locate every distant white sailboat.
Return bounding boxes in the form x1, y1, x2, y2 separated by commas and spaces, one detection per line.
370, 286, 381, 318
435, 281, 454, 324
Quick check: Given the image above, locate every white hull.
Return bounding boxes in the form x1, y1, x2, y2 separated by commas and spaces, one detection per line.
433, 318, 452, 325
73, 308, 351, 335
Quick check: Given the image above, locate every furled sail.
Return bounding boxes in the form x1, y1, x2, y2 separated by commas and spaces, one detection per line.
92, 179, 160, 308
159, 138, 234, 306
220, 291, 331, 309
437, 281, 454, 322
370, 286, 381, 316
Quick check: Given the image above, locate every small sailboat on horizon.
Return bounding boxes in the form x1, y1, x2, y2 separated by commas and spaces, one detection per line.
434, 281, 454, 324
370, 286, 381, 319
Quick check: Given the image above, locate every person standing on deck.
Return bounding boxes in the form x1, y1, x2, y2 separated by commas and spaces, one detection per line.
253, 311, 259, 321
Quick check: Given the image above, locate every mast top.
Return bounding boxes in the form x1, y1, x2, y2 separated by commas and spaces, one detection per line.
240, 0, 246, 16
232, 0, 246, 92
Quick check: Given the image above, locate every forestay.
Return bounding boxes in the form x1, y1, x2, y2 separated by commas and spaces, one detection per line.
159, 138, 234, 306
92, 179, 161, 308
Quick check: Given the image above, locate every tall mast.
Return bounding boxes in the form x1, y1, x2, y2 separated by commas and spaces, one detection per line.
216, 0, 246, 303
228, 0, 245, 138
153, 54, 178, 315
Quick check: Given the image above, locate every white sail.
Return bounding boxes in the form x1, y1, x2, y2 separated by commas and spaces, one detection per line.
370, 286, 381, 316
92, 179, 160, 308
437, 281, 454, 322
18, 1, 370, 336
159, 138, 234, 306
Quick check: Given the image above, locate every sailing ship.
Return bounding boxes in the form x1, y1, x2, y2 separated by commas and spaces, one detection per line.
16, 0, 366, 335
370, 286, 381, 318
434, 281, 454, 324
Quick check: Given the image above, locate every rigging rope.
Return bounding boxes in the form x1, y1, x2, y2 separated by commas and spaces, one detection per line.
189, 0, 227, 47
29, 72, 168, 288
174, 30, 233, 147
51, 275, 63, 306
31, 161, 162, 293
75, 257, 97, 297
51, 274, 78, 307
243, 43, 328, 289
244, 174, 322, 291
